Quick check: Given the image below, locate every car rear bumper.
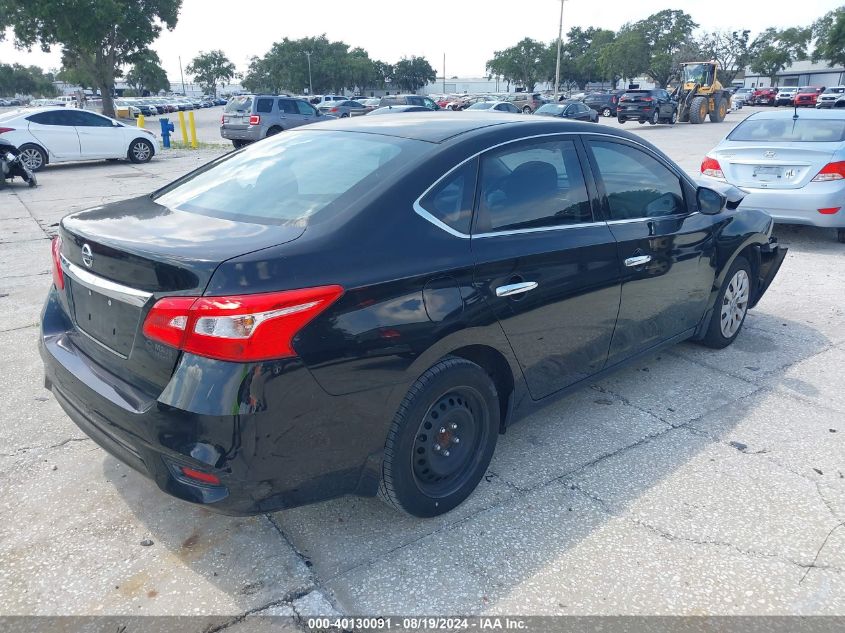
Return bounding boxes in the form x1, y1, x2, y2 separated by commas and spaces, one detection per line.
39, 288, 385, 515
815, 102, 836, 108
220, 125, 263, 141
734, 183, 845, 228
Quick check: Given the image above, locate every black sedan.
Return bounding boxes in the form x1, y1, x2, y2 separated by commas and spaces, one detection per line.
535, 101, 598, 122
40, 114, 786, 518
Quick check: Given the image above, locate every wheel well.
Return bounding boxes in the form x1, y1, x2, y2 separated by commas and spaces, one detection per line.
739, 244, 761, 296
20, 143, 48, 165
448, 345, 514, 431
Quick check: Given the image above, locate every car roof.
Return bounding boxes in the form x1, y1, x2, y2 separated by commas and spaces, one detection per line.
306, 111, 619, 143
743, 108, 845, 121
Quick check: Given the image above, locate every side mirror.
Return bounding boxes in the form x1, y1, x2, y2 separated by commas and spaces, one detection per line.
697, 186, 727, 215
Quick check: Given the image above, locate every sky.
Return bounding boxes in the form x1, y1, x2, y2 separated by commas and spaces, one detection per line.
1, 0, 842, 81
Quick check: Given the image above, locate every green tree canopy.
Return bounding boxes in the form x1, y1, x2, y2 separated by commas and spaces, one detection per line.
632, 9, 699, 87
392, 56, 436, 93
126, 51, 169, 95
486, 37, 548, 91
0, 63, 57, 97
0, 0, 180, 116
186, 49, 235, 96
749, 27, 811, 83
699, 29, 753, 85
598, 28, 649, 87
812, 6, 845, 67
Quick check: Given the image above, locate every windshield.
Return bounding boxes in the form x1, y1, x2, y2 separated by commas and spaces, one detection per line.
154, 131, 427, 225
468, 102, 495, 110
823, 87, 845, 94
684, 63, 714, 85
728, 117, 845, 143
224, 96, 253, 113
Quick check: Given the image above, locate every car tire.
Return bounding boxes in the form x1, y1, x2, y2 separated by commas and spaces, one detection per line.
670, 109, 678, 124
127, 139, 153, 164
522, 106, 532, 114
650, 110, 660, 125
18, 144, 47, 172
601, 107, 612, 117
617, 118, 626, 124
341, 113, 349, 118
699, 256, 753, 349
837, 228, 845, 243
379, 357, 500, 518
689, 96, 708, 124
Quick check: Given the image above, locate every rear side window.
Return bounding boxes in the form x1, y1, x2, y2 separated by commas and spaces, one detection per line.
279, 99, 297, 114
255, 98, 274, 113
728, 118, 845, 142
418, 159, 477, 235
588, 141, 685, 220
476, 139, 592, 232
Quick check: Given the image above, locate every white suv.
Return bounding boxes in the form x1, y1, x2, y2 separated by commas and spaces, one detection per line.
816, 86, 845, 108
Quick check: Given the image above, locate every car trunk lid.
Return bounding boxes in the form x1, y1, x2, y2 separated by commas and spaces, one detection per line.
713, 143, 840, 189
58, 195, 305, 391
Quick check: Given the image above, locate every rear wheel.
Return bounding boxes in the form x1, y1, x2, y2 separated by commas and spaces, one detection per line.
617, 117, 626, 124
650, 109, 660, 125
670, 109, 678, 124
601, 107, 612, 117
379, 357, 500, 517
522, 106, 532, 113
18, 144, 47, 172
689, 96, 708, 124
699, 256, 752, 349
266, 126, 282, 137
710, 98, 727, 123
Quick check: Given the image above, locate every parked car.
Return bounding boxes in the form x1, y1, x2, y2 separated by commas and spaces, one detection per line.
582, 91, 624, 117
617, 89, 678, 125
0, 106, 156, 171
749, 88, 778, 106
367, 105, 431, 115
0, 98, 10, 107
360, 98, 381, 112
220, 94, 330, 148
775, 88, 798, 106
309, 95, 346, 108
379, 94, 440, 110
732, 88, 754, 107
502, 92, 544, 113
534, 101, 599, 122
815, 86, 845, 108
466, 101, 521, 113
794, 86, 824, 107
447, 95, 490, 111
40, 112, 786, 518
318, 100, 369, 118
835, 94, 845, 108
701, 109, 845, 242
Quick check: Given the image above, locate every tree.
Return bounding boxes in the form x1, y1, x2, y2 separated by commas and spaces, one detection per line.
598, 28, 649, 87
812, 6, 845, 67
0, 63, 57, 97
186, 49, 235, 96
699, 30, 753, 86
632, 9, 699, 87
749, 27, 811, 84
126, 51, 169, 95
0, 0, 180, 117
486, 38, 548, 91
392, 56, 436, 92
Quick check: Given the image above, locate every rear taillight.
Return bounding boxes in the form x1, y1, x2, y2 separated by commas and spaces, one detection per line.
611, 96, 617, 104
0, 127, 14, 134
142, 286, 344, 362
220, 115, 224, 124
811, 161, 845, 182
180, 466, 221, 485
249, 114, 260, 125
701, 156, 725, 179
330, 107, 338, 112
50, 236, 64, 290
642, 96, 653, 102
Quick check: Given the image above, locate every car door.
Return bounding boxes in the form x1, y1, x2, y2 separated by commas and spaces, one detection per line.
69, 110, 123, 158
584, 137, 718, 364
293, 99, 318, 126
277, 98, 301, 127
471, 136, 622, 399
26, 111, 81, 159
574, 103, 592, 121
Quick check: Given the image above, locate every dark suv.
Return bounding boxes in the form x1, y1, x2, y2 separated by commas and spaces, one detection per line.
617, 89, 678, 125
582, 91, 624, 118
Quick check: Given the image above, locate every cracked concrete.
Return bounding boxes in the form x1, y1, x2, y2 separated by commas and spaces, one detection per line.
1, 109, 844, 622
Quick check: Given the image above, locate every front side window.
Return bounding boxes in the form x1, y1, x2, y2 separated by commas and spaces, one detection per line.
418, 159, 477, 235
295, 100, 316, 116
68, 111, 114, 127
588, 141, 685, 220
154, 131, 426, 226
476, 139, 592, 233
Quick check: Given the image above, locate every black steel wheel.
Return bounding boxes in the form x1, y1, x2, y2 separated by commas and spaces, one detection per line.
379, 357, 499, 517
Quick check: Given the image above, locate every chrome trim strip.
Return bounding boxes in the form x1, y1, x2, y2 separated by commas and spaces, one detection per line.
413, 130, 695, 239
74, 326, 130, 359
605, 212, 700, 225
624, 255, 652, 267
474, 220, 606, 239
495, 281, 538, 297
60, 255, 153, 308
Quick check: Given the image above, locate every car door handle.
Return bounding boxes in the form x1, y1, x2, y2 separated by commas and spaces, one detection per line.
624, 255, 652, 267
495, 281, 538, 297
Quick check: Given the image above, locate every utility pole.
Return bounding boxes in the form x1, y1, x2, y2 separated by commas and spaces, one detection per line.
305, 51, 313, 95
443, 53, 446, 94
553, 0, 565, 102
179, 56, 186, 96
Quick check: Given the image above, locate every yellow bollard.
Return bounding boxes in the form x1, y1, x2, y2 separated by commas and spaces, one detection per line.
137, 114, 145, 129
188, 110, 198, 149
178, 110, 188, 146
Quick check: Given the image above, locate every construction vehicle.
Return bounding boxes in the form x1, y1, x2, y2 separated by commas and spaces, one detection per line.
673, 61, 732, 124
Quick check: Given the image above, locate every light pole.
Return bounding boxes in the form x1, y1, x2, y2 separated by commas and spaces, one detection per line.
553, 0, 565, 102
304, 51, 313, 95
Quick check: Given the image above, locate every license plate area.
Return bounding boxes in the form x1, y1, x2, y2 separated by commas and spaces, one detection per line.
69, 280, 140, 357
753, 166, 783, 180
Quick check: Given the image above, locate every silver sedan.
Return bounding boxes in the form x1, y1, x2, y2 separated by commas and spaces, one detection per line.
318, 100, 369, 118
700, 109, 845, 243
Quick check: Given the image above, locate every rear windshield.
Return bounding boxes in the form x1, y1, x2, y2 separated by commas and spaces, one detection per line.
224, 96, 253, 113
728, 118, 845, 143
153, 131, 428, 225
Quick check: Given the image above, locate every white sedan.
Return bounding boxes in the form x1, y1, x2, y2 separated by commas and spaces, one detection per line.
0, 107, 156, 171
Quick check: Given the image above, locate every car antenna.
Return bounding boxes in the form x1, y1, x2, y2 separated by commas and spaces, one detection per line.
793, 103, 799, 120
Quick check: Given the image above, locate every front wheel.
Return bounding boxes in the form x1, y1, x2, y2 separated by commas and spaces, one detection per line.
650, 109, 660, 125
379, 357, 500, 517
617, 118, 626, 124
522, 106, 532, 114
699, 256, 752, 349
128, 139, 153, 164
601, 107, 612, 117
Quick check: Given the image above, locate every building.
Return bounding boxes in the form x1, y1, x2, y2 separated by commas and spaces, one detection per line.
742, 59, 845, 89
421, 77, 517, 95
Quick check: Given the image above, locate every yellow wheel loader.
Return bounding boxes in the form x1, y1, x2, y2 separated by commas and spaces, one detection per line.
674, 61, 732, 124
